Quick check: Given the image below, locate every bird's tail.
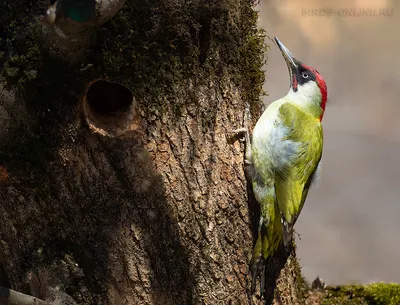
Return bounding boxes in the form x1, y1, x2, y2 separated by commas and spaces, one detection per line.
250, 206, 283, 296
250, 217, 271, 295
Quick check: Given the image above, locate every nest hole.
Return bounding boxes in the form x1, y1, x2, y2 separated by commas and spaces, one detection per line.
83, 80, 139, 137
86, 80, 132, 115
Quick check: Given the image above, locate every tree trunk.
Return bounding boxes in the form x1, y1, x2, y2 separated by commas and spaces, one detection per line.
0, 0, 308, 304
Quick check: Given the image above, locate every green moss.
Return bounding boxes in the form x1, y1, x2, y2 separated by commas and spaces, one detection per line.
0, 2, 43, 89
0, 0, 268, 173
0, 0, 267, 114
101, 0, 267, 110
237, 9, 268, 113
366, 283, 400, 305
322, 283, 400, 305
290, 240, 310, 301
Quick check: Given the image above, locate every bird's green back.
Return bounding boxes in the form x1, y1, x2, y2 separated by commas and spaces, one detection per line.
275, 102, 323, 225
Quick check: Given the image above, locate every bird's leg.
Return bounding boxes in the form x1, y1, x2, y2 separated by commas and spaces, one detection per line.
229, 127, 252, 165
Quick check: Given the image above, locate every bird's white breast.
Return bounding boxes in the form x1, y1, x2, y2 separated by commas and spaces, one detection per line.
252, 99, 300, 177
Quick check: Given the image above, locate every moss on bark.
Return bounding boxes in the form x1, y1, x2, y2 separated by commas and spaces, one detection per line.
0, 0, 266, 107
321, 283, 400, 305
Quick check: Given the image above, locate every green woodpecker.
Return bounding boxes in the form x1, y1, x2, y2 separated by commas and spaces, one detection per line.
232, 37, 327, 294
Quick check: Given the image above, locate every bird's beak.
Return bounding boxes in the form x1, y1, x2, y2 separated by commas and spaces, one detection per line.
274, 37, 298, 80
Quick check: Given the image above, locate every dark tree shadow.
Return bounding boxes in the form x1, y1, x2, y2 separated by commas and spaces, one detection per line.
0, 0, 265, 303
0, 51, 196, 304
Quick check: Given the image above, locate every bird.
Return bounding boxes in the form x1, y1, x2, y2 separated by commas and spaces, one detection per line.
231, 36, 327, 295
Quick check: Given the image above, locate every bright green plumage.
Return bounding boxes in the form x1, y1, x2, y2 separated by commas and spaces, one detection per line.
249, 99, 323, 292
275, 102, 322, 227
230, 37, 327, 296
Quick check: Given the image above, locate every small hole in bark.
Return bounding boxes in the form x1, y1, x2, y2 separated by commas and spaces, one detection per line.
86, 80, 132, 114
83, 80, 139, 137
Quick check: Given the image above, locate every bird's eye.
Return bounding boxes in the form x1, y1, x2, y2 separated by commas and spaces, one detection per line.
301, 72, 309, 79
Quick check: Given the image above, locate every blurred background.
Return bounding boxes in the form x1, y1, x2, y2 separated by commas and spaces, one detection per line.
257, 0, 400, 286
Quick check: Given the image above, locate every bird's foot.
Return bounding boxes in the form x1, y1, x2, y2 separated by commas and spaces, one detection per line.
227, 127, 253, 171
227, 127, 248, 139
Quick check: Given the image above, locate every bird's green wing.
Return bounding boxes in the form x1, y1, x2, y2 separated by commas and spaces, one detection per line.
274, 103, 323, 245
275, 161, 320, 243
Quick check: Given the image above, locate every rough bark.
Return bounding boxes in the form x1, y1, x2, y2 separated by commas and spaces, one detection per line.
0, 286, 50, 305
0, 0, 308, 304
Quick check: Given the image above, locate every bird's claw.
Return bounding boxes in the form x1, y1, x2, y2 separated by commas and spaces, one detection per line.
227, 128, 247, 141
229, 127, 248, 133
227, 127, 247, 136
227, 128, 248, 140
